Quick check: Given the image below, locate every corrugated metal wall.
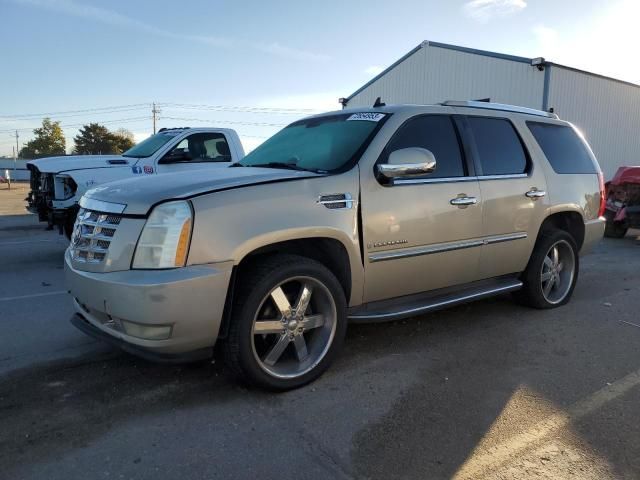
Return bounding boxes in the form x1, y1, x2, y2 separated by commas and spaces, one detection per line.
548, 66, 640, 178
348, 44, 545, 109
347, 42, 640, 179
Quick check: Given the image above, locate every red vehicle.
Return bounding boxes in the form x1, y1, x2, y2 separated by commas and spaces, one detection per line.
604, 167, 640, 238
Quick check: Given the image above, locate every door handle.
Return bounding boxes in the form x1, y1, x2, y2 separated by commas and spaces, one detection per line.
450, 196, 478, 207
525, 189, 546, 199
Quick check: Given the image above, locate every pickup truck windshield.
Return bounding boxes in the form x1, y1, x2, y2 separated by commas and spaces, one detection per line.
239, 113, 387, 173
122, 131, 180, 158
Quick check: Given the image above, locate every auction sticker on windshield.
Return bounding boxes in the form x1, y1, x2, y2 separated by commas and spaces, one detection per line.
346, 113, 386, 122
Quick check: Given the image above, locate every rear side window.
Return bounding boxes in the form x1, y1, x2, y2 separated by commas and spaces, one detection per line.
384, 115, 465, 178
527, 122, 596, 174
467, 117, 528, 175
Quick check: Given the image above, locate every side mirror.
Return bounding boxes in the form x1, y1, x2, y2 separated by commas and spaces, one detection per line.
159, 150, 191, 164
377, 147, 437, 180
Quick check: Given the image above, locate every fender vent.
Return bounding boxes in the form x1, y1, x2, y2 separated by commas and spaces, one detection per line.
107, 159, 128, 165
317, 193, 353, 210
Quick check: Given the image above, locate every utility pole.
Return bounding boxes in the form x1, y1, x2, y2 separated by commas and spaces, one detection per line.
13, 130, 20, 174
152, 102, 161, 134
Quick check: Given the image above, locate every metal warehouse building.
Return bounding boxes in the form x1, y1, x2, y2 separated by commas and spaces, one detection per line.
342, 41, 640, 179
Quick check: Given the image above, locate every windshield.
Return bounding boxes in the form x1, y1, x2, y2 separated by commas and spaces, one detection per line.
122, 131, 180, 158
239, 113, 387, 173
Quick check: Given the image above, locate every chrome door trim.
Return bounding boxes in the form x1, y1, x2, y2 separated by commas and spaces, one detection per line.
484, 232, 528, 244
368, 232, 528, 263
369, 238, 484, 263
393, 176, 476, 186
78, 196, 127, 214
349, 280, 523, 321
392, 173, 528, 186
477, 173, 528, 181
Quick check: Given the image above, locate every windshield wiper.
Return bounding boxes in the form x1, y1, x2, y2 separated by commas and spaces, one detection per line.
255, 162, 327, 173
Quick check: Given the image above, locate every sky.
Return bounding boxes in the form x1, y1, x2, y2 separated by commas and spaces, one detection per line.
1, 0, 639, 156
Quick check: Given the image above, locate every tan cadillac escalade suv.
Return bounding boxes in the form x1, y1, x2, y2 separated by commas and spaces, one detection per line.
66, 101, 605, 390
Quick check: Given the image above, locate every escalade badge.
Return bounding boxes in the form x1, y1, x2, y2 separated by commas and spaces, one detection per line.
368, 239, 408, 249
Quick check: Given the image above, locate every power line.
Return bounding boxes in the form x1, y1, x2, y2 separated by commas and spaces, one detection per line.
0, 106, 150, 123
0, 102, 323, 120
0, 116, 152, 134
158, 102, 321, 115
0, 103, 151, 119
161, 116, 287, 127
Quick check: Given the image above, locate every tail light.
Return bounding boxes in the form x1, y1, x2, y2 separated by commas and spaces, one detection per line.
597, 172, 606, 217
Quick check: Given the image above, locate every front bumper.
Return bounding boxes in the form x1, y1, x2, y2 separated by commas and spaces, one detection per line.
581, 217, 606, 255
65, 250, 233, 359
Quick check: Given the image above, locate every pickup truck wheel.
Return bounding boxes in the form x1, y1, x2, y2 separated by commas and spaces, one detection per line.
224, 255, 347, 390
515, 230, 579, 309
63, 216, 75, 240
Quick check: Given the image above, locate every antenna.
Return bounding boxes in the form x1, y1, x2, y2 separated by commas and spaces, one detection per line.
373, 97, 386, 108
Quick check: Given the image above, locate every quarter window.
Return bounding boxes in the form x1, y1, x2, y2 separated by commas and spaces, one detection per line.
527, 122, 596, 174
467, 117, 528, 176
384, 115, 466, 178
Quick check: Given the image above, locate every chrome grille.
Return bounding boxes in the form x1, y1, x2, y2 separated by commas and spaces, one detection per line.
70, 208, 122, 263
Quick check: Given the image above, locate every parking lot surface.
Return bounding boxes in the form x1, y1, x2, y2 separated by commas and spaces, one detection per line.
1, 220, 639, 479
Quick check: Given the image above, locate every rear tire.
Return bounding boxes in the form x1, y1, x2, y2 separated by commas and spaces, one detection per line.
604, 221, 628, 238
223, 254, 347, 391
514, 229, 579, 309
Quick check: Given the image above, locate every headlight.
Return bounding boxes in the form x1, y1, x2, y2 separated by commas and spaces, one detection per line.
132, 201, 193, 269
54, 174, 77, 200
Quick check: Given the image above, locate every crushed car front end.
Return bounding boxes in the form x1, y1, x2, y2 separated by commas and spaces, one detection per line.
27, 163, 79, 234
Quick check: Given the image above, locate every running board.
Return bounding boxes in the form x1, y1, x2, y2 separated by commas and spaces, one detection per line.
348, 278, 523, 323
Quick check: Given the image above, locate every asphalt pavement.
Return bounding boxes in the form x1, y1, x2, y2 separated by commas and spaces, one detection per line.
1, 221, 639, 479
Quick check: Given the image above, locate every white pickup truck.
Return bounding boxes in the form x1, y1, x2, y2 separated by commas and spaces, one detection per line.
27, 127, 245, 237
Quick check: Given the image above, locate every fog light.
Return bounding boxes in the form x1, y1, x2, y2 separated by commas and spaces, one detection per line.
121, 320, 172, 340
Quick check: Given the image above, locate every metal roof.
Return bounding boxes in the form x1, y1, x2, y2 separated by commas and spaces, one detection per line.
344, 40, 640, 102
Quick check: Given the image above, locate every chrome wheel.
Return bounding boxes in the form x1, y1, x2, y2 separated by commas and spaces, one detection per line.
251, 276, 337, 379
540, 239, 576, 304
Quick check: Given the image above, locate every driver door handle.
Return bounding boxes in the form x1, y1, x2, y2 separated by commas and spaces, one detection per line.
450, 196, 478, 207
525, 189, 546, 199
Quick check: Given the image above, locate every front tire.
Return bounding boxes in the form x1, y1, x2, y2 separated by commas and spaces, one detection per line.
224, 254, 347, 390
515, 229, 579, 309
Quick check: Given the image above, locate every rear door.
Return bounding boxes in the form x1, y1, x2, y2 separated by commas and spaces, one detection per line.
360, 114, 484, 302
464, 115, 549, 279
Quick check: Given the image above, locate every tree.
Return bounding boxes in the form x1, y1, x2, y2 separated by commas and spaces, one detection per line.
73, 124, 135, 154
111, 128, 135, 153
73, 123, 113, 154
20, 118, 66, 158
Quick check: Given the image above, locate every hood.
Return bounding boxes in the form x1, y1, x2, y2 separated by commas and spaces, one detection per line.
83, 166, 322, 215
27, 155, 129, 173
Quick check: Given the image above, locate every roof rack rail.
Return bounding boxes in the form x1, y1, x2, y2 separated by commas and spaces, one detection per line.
441, 100, 558, 119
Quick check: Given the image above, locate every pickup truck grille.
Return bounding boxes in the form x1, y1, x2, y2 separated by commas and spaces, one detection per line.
70, 208, 122, 263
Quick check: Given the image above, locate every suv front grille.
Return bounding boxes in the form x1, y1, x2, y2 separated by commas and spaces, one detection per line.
70, 208, 122, 263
